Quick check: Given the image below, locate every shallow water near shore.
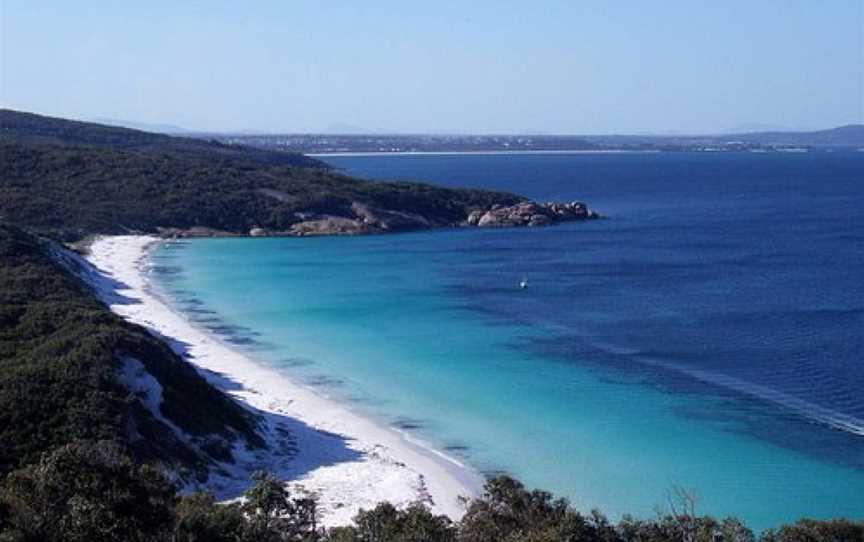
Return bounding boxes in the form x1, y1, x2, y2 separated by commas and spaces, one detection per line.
151, 152, 864, 531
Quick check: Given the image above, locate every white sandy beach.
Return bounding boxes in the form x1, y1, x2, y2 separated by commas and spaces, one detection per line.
81, 235, 482, 527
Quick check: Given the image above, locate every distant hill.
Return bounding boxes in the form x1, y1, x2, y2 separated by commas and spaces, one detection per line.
577, 124, 864, 150
0, 109, 327, 168
727, 125, 864, 146
720, 123, 802, 134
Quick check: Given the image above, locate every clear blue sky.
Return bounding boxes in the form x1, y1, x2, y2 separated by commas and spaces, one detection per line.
1, 1, 861, 134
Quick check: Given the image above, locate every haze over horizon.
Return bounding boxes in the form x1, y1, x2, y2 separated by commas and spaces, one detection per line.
1, 1, 862, 135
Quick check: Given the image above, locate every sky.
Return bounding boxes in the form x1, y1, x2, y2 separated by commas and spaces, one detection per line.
1, 1, 862, 134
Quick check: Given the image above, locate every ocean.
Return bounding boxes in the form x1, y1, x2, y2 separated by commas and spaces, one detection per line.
150, 151, 864, 530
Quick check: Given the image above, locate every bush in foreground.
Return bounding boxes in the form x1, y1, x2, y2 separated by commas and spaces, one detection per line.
1, 442, 862, 542
0, 441, 175, 542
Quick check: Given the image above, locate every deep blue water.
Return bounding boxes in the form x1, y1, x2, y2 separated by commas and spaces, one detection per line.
152, 152, 864, 530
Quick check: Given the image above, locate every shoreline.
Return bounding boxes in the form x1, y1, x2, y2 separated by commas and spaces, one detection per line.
310, 149, 661, 157
84, 235, 483, 526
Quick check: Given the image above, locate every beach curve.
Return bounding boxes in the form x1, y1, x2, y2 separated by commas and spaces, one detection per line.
84, 235, 483, 527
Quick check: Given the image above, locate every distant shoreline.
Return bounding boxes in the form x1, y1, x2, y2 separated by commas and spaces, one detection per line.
310, 149, 662, 157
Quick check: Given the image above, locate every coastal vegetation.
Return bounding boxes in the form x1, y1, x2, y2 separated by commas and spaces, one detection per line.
2, 446, 861, 541
0, 223, 263, 480
0, 109, 327, 169
0, 110, 525, 241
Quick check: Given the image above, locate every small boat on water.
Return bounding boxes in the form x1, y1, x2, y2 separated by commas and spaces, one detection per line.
520, 277, 529, 289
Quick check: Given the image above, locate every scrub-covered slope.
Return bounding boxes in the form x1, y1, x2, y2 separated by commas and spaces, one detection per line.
0, 108, 327, 168
0, 223, 263, 480
0, 141, 524, 240
0, 110, 600, 242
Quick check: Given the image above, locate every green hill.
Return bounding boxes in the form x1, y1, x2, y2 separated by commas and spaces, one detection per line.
0, 108, 327, 168
0, 111, 523, 241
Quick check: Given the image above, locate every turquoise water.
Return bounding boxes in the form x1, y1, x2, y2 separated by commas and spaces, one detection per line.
151, 152, 864, 530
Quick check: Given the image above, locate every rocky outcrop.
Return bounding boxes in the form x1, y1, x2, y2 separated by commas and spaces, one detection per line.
157, 200, 599, 238
156, 226, 241, 238
350, 202, 435, 231
466, 201, 599, 228
287, 203, 437, 236
289, 216, 371, 236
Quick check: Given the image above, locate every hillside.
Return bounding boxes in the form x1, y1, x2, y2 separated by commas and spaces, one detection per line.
0, 223, 263, 480
0, 110, 544, 241
0, 140, 525, 240
0, 108, 327, 168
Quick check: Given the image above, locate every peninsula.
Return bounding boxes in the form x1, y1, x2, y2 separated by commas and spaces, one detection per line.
0, 109, 598, 242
